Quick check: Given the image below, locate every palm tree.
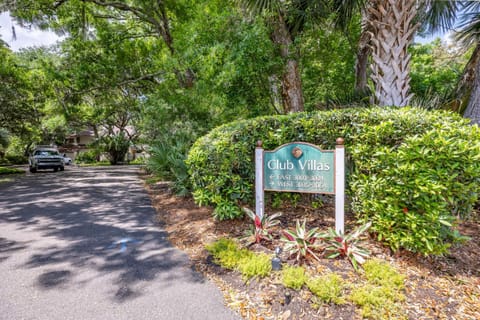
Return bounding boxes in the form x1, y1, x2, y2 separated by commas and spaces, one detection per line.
238, 0, 331, 113
336, 0, 459, 107
453, 2, 480, 125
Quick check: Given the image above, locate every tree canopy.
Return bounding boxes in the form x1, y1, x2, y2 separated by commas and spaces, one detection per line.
0, 0, 477, 155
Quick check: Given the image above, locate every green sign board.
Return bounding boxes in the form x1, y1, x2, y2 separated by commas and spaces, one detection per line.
263, 142, 335, 194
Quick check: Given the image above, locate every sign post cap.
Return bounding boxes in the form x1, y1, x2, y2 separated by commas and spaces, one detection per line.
336, 137, 344, 146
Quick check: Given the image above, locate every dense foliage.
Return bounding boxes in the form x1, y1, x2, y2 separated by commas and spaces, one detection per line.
187, 107, 480, 254
409, 39, 468, 105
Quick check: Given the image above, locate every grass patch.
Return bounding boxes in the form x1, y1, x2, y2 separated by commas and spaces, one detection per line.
78, 161, 111, 167
281, 265, 307, 290
0, 167, 24, 175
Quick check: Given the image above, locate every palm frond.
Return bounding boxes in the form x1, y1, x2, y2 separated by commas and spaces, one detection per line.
238, 0, 281, 14
420, 0, 459, 34
332, 0, 366, 31
456, 2, 480, 47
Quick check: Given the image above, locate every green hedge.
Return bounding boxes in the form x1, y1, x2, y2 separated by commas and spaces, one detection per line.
186, 107, 480, 254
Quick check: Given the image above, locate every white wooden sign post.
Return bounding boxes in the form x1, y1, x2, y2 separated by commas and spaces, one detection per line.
334, 138, 345, 234
255, 138, 345, 233
255, 141, 265, 220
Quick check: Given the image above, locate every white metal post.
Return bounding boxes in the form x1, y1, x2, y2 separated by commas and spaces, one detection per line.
335, 138, 345, 234
255, 141, 264, 219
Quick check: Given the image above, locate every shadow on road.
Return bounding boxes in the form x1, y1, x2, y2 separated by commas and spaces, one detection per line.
0, 166, 203, 302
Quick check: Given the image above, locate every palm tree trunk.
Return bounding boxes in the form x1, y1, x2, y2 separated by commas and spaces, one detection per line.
450, 43, 480, 115
270, 14, 304, 113
463, 44, 480, 125
368, 0, 419, 106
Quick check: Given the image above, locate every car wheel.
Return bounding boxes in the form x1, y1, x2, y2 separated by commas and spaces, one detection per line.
29, 166, 37, 173
60, 166, 65, 171
54, 167, 58, 172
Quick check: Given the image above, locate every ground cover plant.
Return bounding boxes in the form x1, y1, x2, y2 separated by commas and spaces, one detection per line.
199, 236, 407, 318
206, 238, 271, 281
187, 106, 480, 255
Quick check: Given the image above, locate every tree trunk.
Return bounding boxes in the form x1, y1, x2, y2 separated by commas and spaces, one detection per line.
368, 0, 418, 107
355, 6, 373, 95
355, 34, 371, 95
450, 43, 480, 115
463, 47, 480, 126
270, 14, 304, 113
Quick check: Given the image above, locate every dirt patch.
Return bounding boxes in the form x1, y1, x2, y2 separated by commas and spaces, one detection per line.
146, 180, 480, 320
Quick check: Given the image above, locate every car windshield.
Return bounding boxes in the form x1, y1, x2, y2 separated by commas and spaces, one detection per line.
34, 150, 59, 156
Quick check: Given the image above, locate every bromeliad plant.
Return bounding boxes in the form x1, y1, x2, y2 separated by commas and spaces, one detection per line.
281, 219, 322, 263
243, 208, 282, 245
319, 222, 372, 270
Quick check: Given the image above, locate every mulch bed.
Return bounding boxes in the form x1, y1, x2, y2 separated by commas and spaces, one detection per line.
145, 180, 480, 320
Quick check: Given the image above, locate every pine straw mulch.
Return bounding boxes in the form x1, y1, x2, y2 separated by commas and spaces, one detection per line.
145, 181, 480, 320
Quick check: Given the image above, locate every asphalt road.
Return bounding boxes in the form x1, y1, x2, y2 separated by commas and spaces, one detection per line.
0, 166, 240, 320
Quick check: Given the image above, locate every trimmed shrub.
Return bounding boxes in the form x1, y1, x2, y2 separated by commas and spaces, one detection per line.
351, 125, 480, 254
187, 107, 480, 254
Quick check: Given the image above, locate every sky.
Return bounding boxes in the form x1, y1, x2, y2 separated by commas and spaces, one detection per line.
0, 11, 63, 51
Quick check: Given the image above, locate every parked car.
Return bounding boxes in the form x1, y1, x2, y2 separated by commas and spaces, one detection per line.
29, 146, 65, 173
63, 154, 73, 165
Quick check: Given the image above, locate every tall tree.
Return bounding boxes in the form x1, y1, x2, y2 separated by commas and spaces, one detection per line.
238, 0, 331, 113
1, 0, 194, 87
367, 0, 419, 106
336, 0, 458, 106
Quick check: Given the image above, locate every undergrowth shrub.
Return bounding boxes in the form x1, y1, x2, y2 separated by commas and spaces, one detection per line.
187, 107, 480, 254
146, 133, 193, 196
76, 149, 100, 163
3, 154, 28, 165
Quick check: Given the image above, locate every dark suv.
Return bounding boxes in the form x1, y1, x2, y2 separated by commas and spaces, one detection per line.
29, 146, 65, 173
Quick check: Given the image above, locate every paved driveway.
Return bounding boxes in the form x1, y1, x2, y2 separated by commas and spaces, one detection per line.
0, 166, 239, 320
